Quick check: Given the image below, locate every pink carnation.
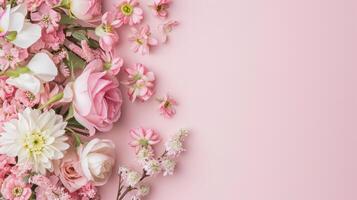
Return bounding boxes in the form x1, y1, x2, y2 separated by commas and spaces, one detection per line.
122, 63, 155, 102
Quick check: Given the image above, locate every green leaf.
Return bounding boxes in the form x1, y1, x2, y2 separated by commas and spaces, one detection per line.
66, 51, 86, 70
5, 66, 30, 78
65, 104, 74, 121
73, 133, 82, 147
88, 38, 100, 49
60, 14, 74, 25
72, 30, 88, 41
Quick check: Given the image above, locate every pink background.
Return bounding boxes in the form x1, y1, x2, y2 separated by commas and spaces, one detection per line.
100, 0, 357, 199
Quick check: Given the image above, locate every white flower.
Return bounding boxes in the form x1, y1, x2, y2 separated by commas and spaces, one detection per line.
0, 108, 69, 174
126, 170, 141, 187
161, 159, 176, 176
0, 4, 41, 48
143, 159, 161, 175
78, 138, 115, 186
136, 147, 154, 164
165, 129, 189, 156
137, 185, 150, 197
6, 53, 58, 94
118, 166, 129, 175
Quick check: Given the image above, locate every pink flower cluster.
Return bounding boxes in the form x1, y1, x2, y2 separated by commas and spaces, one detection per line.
0, 0, 183, 198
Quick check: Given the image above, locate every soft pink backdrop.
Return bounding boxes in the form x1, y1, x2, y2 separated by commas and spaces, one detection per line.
99, 0, 357, 199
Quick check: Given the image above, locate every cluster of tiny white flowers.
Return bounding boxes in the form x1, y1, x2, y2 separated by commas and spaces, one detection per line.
161, 159, 176, 176
165, 129, 189, 156
117, 129, 189, 200
137, 185, 150, 197
118, 167, 141, 187
136, 147, 155, 164
143, 159, 161, 175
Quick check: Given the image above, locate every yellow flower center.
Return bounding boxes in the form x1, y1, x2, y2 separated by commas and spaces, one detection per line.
164, 101, 171, 108
0, 26, 4, 33
42, 15, 50, 24
25, 91, 36, 101
120, 3, 133, 16
23, 132, 46, 155
12, 186, 23, 197
136, 39, 143, 45
102, 24, 113, 33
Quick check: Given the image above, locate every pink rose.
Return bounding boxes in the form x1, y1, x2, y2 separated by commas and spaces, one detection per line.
70, 0, 102, 21
73, 59, 122, 135
56, 150, 88, 193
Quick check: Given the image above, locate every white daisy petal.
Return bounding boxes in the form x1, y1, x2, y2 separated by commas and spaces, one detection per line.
0, 108, 69, 174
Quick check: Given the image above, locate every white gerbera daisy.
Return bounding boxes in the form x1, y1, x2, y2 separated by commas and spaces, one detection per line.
0, 108, 69, 174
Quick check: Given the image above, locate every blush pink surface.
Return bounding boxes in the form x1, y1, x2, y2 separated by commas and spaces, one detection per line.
100, 0, 357, 199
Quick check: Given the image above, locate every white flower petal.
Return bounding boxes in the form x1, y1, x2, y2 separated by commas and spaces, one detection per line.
12, 23, 41, 48
28, 52, 58, 82
0, 5, 10, 34
10, 3, 28, 16
8, 12, 25, 32
6, 73, 41, 94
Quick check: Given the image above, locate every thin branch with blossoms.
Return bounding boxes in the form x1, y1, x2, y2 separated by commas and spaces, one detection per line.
116, 129, 189, 200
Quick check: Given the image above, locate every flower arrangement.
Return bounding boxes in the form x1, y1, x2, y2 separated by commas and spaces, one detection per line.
0, 0, 187, 199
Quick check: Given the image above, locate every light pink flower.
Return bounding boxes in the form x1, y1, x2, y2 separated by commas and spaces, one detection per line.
95, 11, 121, 52
70, 0, 102, 21
31, 3, 61, 33
158, 20, 179, 43
25, 0, 45, 11
158, 94, 177, 118
73, 59, 123, 135
149, 0, 171, 18
0, 42, 29, 71
56, 150, 88, 193
122, 63, 155, 102
0, 76, 16, 101
129, 128, 161, 152
31, 28, 65, 52
14, 89, 40, 107
1, 175, 32, 200
0, 101, 24, 132
31, 175, 72, 200
116, 0, 143, 25
0, 154, 15, 187
101, 51, 123, 75
129, 25, 158, 55
39, 83, 65, 109
77, 182, 98, 199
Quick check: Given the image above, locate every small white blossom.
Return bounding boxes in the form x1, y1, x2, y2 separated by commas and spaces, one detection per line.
137, 185, 150, 197
136, 146, 154, 164
161, 159, 176, 176
144, 159, 161, 175
131, 196, 141, 200
118, 167, 129, 175
165, 129, 189, 156
126, 170, 141, 187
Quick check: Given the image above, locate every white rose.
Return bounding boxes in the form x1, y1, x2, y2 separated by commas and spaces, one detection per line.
78, 138, 115, 186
